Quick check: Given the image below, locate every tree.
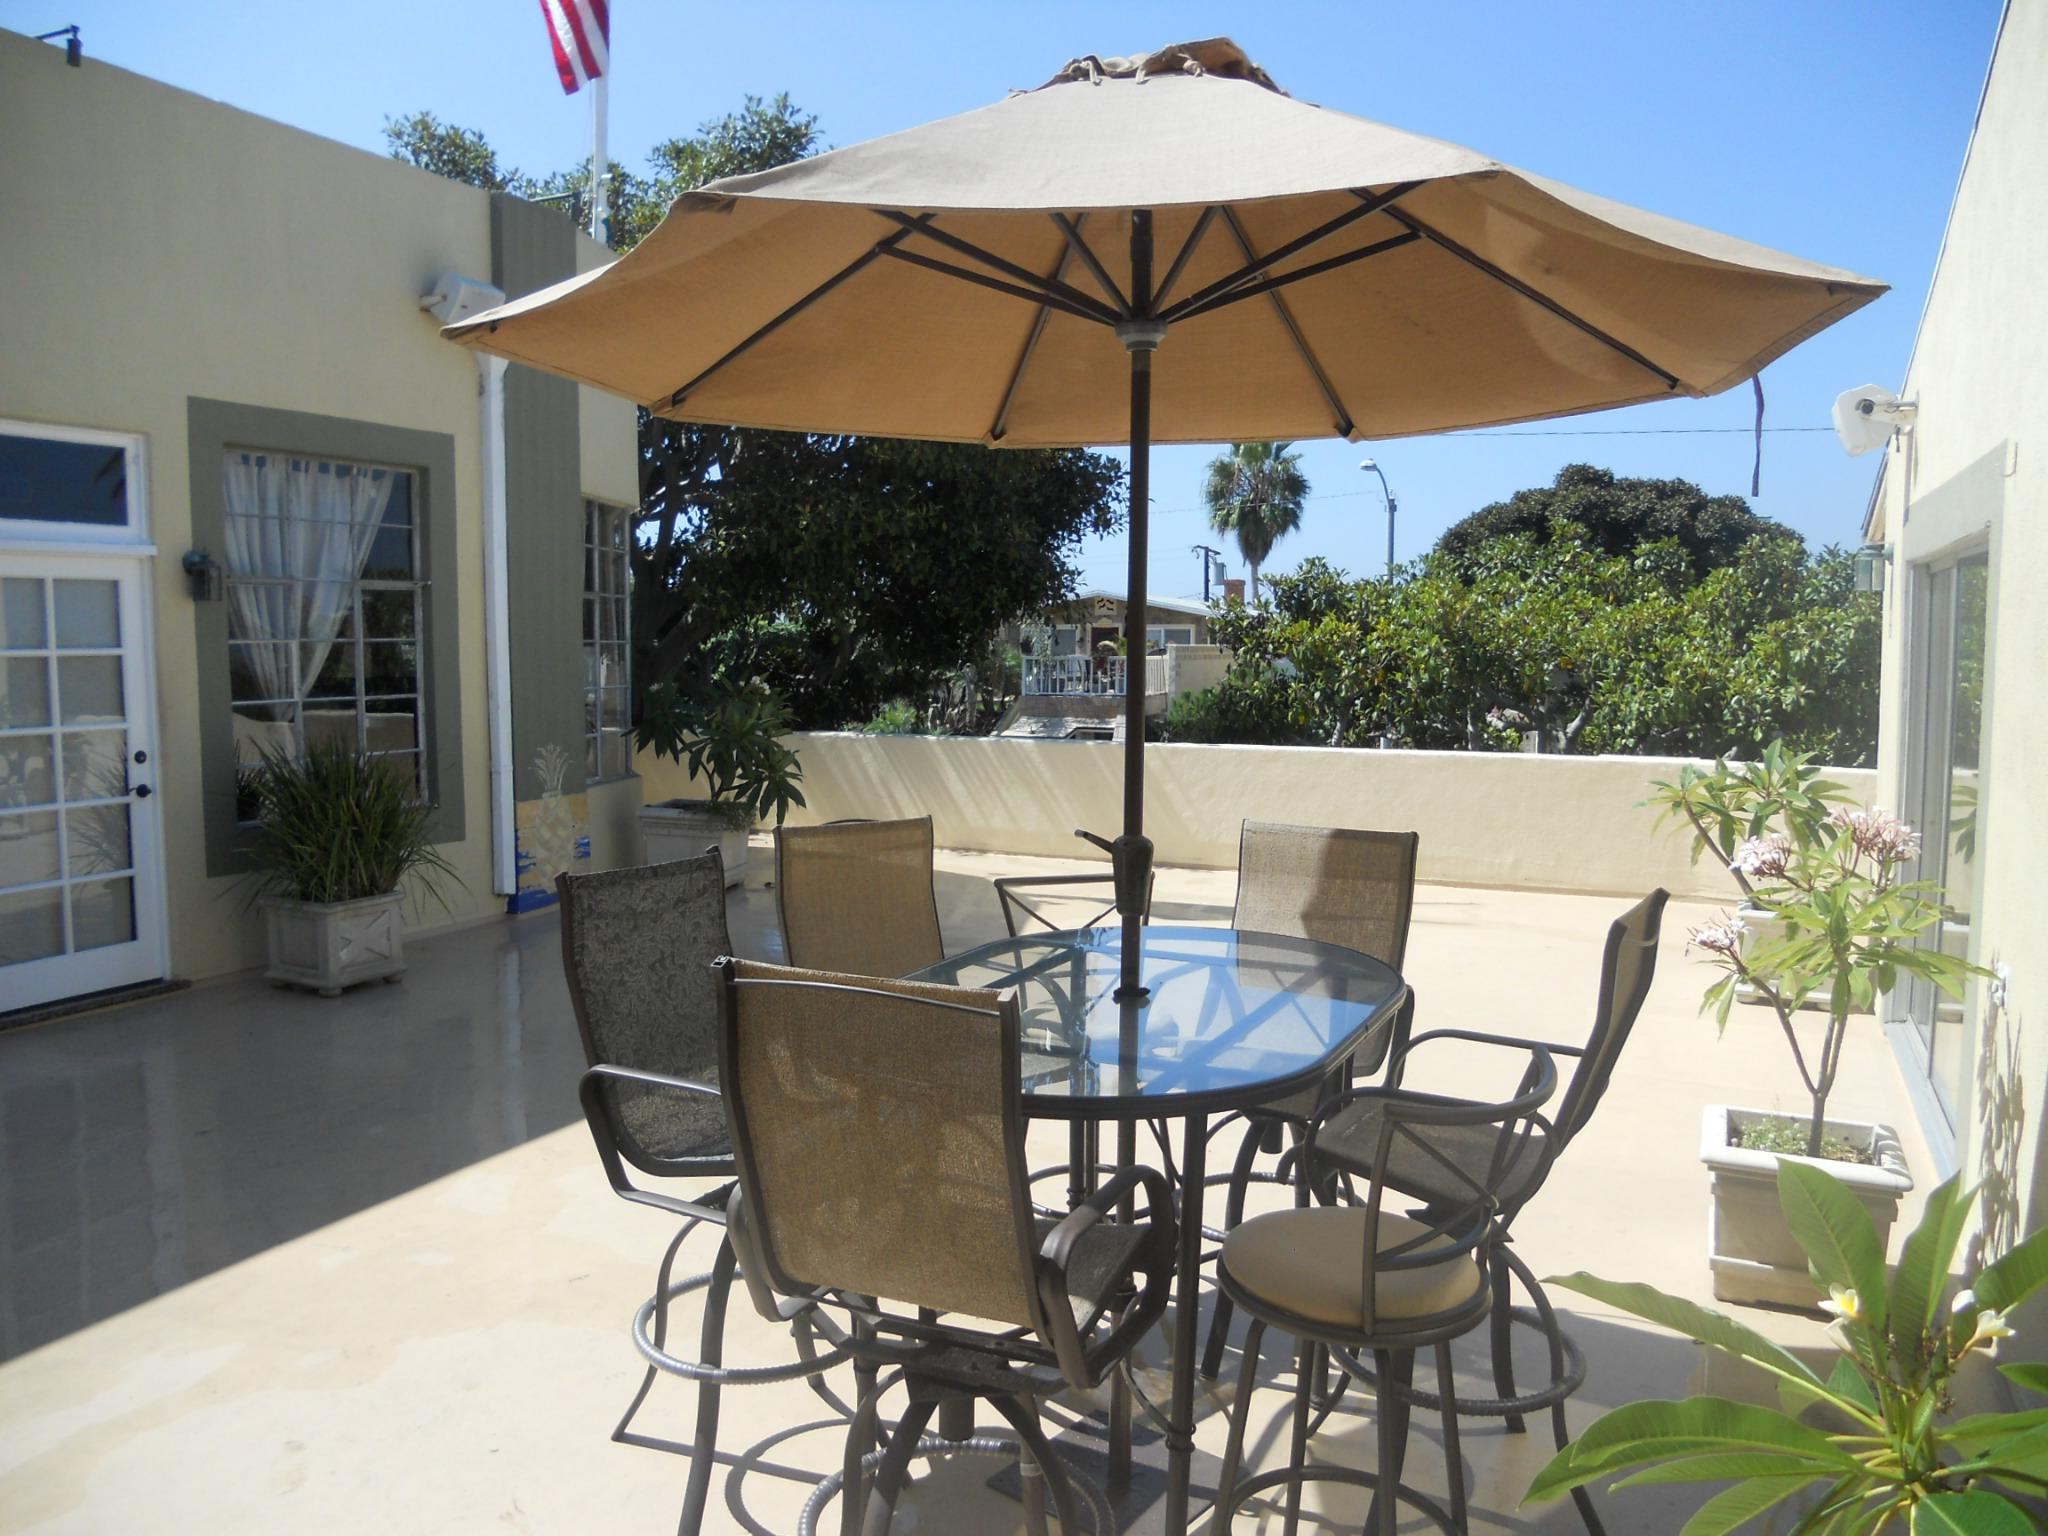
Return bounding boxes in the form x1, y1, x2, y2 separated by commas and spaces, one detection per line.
1203, 441, 1308, 602
1436, 462, 1791, 578
388, 96, 1127, 729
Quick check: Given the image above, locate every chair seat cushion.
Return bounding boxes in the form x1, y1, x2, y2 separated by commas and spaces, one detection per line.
1220, 1206, 1483, 1330
1316, 1097, 1549, 1213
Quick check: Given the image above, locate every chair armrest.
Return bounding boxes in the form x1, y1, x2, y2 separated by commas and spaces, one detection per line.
1385, 1023, 1582, 1089
578, 1064, 730, 1222
1307, 1045, 1558, 1153
1033, 1166, 1176, 1387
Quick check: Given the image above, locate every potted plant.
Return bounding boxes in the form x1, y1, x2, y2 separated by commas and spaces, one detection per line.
635, 679, 805, 887
1528, 1162, 2048, 1532
1653, 747, 1989, 1305
242, 742, 458, 996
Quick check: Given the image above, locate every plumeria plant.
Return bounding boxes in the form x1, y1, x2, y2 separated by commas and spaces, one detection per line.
1650, 743, 1988, 1160
1529, 1162, 2048, 1534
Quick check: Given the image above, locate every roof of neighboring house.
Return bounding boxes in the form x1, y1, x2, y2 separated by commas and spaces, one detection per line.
1064, 590, 1213, 620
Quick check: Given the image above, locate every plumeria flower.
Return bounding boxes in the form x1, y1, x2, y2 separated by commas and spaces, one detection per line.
1730, 832, 1794, 880
1950, 1288, 1978, 1315
1969, 1308, 2016, 1347
1829, 805, 1923, 864
1819, 1285, 1862, 1323
1687, 913, 1747, 956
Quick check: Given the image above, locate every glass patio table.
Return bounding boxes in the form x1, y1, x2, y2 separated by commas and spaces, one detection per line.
910, 923, 1408, 1535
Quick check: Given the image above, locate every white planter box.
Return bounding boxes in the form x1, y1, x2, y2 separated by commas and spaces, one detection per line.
1702, 1105, 1913, 1308
639, 802, 749, 887
262, 890, 406, 997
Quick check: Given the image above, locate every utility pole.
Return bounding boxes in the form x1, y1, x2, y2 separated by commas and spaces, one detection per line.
1193, 543, 1223, 602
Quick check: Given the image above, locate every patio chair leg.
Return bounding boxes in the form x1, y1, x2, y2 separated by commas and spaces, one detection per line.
1283, 1338, 1316, 1536
1213, 1316, 1266, 1524
613, 1219, 696, 1445
674, 1233, 736, 1536
1436, 1339, 1468, 1531
1489, 1245, 1526, 1434
990, 1395, 1082, 1536
1518, 1262, 1608, 1536
1366, 1347, 1414, 1536
859, 1397, 935, 1536
843, 1332, 882, 1536
1200, 1119, 1266, 1378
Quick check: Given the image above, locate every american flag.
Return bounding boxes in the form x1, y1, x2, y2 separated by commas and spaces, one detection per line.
539, 0, 609, 95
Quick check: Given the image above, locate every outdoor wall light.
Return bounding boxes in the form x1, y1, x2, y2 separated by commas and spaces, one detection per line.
35, 26, 83, 67
1852, 542, 1892, 594
182, 548, 224, 602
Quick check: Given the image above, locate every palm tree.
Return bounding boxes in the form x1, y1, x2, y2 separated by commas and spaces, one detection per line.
1202, 441, 1308, 603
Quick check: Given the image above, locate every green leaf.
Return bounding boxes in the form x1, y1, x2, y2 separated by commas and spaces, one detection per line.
1547, 1274, 1833, 1396
1998, 1363, 2048, 1397
1890, 1176, 1971, 1370
1779, 1159, 1890, 1336
1680, 1474, 1826, 1536
1526, 1396, 1858, 1502
1910, 1490, 2037, 1535
1974, 1227, 2048, 1318
1613, 1452, 1849, 1487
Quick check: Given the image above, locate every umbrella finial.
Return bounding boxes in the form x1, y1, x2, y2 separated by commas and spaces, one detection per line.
1040, 38, 1285, 96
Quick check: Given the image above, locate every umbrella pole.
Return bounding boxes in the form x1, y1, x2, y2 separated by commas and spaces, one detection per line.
1114, 211, 1161, 1003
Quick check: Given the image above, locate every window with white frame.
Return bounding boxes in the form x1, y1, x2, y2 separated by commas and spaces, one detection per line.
1146, 625, 1196, 648
222, 451, 425, 813
584, 500, 632, 781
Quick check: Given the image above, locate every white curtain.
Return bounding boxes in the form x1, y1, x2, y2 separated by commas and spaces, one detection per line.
222, 454, 396, 709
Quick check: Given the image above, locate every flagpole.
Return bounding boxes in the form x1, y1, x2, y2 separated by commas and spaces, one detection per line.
590, 72, 609, 244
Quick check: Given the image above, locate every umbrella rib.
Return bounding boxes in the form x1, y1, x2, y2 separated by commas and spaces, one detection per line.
1212, 206, 1356, 439
663, 217, 935, 409
874, 211, 1122, 326
1049, 212, 1130, 314
1376, 204, 1683, 391
991, 216, 1085, 443
1156, 182, 1420, 324
1175, 231, 1423, 320
1152, 206, 1220, 313
876, 244, 1114, 325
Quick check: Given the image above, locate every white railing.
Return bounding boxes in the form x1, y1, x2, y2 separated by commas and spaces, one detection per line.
1022, 654, 1126, 696
1144, 654, 1167, 696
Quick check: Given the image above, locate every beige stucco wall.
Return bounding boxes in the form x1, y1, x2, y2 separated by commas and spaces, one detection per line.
638, 732, 1876, 901
1868, 0, 2045, 1256
0, 32, 631, 981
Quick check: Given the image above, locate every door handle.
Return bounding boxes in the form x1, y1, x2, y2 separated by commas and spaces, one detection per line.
133, 784, 152, 798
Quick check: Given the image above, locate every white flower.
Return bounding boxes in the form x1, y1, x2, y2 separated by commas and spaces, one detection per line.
1688, 913, 1748, 957
1829, 805, 1923, 864
1819, 1285, 1862, 1323
1950, 1288, 1978, 1315
1971, 1308, 2016, 1346
1731, 833, 1794, 880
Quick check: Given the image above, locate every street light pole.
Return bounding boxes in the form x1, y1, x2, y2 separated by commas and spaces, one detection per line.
1359, 457, 1397, 577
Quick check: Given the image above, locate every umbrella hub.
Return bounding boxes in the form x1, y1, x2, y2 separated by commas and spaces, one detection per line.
1041, 38, 1284, 96
1116, 318, 1168, 354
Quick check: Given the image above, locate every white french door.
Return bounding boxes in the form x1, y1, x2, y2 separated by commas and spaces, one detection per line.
0, 556, 166, 1011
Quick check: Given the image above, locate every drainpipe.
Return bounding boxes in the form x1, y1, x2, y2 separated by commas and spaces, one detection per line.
421, 274, 514, 896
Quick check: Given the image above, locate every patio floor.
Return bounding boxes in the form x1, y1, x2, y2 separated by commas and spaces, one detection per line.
0, 841, 1936, 1534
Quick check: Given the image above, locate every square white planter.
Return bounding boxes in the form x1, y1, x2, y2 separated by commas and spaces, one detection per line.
262, 891, 406, 997
1701, 1105, 1913, 1308
639, 802, 749, 887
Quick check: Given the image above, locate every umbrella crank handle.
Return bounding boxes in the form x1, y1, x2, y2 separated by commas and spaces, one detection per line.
1074, 828, 1154, 919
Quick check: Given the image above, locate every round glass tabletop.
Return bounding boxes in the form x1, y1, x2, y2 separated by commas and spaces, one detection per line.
909, 925, 1407, 1118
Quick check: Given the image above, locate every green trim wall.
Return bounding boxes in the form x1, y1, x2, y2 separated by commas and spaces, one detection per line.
187, 397, 464, 878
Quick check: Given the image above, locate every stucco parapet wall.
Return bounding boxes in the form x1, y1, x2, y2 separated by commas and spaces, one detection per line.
636, 733, 1876, 900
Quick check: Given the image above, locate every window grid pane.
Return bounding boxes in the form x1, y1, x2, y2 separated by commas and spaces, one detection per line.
583, 501, 632, 782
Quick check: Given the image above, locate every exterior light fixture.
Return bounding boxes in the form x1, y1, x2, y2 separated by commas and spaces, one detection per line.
182, 548, 224, 602
1359, 457, 1398, 576
35, 26, 82, 66
1852, 542, 1891, 594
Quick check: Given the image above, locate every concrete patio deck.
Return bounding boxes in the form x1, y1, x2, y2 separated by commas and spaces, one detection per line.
0, 841, 1935, 1534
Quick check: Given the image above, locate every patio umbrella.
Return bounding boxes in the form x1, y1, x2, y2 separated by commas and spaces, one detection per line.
446, 37, 1884, 1001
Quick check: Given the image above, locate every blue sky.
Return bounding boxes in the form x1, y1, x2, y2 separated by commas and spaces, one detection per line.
24, 2, 2000, 596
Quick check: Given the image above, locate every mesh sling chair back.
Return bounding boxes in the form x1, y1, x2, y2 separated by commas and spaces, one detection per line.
716, 957, 1177, 1536
1201, 820, 1421, 1378
559, 852, 850, 1536
1211, 1045, 1559, 1536
774, 815, 945, 977
1306, 888, 1670, 1536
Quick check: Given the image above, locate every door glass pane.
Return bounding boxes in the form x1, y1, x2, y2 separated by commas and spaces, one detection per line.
67, 803, 131, 875
57, 655, 124, 724
1, 578, 46, 648
0, 886, 63, 963
0, 810, 61, 885
52, 580, 120, 648
0, 435, 128, 527
1, 657, 51, 727
1927, 557, 1988, 1114
1, 735, 56, 806
71, 877, 136, 951
61, 730, 127, 801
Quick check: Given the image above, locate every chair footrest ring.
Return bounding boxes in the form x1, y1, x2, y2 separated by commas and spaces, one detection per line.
1216, 1464, 1459, 1535
1332, 1306, 1587, 1417
631, 1274, 857, 1385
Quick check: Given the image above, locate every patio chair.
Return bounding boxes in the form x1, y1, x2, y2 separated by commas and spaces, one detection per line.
774, 815, 944, 976
558, 852, 851, 1536
1211, 1043, 1558, 1536
1200, 820, 1421, 1379
1302, 888, 1669, 1536
714, 957, 1177, 1536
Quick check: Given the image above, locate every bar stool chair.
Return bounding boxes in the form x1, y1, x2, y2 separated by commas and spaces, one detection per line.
774, 815, 944, 977
1211, 1047, 1557, 1534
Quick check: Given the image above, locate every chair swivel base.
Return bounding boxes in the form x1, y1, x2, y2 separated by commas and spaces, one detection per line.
1215, 1463, 1462, 1535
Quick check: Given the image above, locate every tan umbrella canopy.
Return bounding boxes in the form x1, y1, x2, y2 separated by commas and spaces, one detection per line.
446, 35, 1883, 1002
